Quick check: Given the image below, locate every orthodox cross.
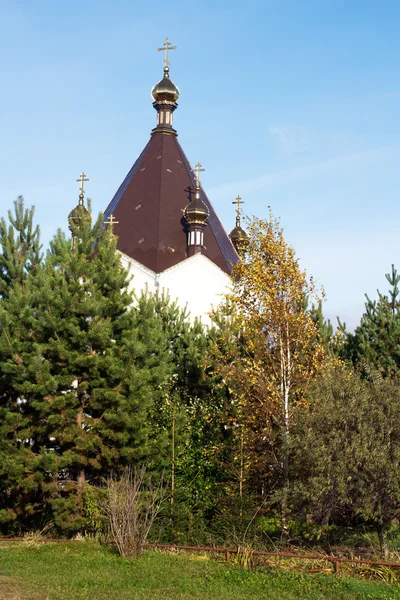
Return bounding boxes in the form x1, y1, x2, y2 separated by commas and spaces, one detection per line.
76, 172, 89, 202
157, 38, 177, 68
192, 162, 205, 188
232, 195, 245, 225
105, 214, 119, 230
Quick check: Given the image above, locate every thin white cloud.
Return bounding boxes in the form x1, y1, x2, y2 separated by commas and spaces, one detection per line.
268, 125, 309, 154
208, 144, 400, 199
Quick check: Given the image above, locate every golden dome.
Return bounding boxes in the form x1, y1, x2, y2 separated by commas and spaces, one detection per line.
152, 66, 180, 102
68, 200, 90, 232
229, 225, 249, 255
229, 225, 248, 242
184, 195, 209, 224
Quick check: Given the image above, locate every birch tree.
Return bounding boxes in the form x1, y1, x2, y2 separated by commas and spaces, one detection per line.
218, 213, 325, 524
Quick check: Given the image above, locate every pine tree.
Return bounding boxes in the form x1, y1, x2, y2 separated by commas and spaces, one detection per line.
0, 196, 42, 297
0, 198, 43, 530
2, 206, 173, 532
288, 364, 400, 558
0, 197, 42, 410
344, 265, 400, 378
310, 300, 335, 354
135, 291, 232, 532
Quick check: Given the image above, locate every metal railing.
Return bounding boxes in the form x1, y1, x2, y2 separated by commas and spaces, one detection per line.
144, 542, 400, 575
1, 538, 400, 575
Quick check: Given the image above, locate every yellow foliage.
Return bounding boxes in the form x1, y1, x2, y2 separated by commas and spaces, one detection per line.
211, 211, 327, 483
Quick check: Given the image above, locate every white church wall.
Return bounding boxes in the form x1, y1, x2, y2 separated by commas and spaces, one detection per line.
160, 254, 230, 325
121, 252, 230, 325
121, 254, 156, 296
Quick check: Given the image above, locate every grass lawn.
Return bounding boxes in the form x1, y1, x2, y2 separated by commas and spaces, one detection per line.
0, 541, 399, 600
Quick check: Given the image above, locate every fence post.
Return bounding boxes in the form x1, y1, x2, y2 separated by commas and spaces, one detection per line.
225, 550, 230, 563
335, 560, 340, 575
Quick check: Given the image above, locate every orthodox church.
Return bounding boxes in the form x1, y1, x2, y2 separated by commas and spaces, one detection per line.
71, 39, 249, 323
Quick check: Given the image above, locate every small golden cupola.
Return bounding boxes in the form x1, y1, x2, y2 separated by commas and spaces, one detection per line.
151, 38, 180, 135
184, 162, 210, 257
68, 172, 91, 241
229, 195, 249, 257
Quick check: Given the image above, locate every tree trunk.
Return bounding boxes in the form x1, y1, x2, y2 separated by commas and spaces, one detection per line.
170, 406, 175, 518
377, 523, 389, 560
280, 329, 291, 541
239, 426, 244, 522
76, 409, 85, 500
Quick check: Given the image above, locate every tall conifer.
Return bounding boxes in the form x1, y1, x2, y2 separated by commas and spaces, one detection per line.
0, 198, 42, 529
2, 206, 172, 532
0, 196, 42, 297
344, 265, 400, 378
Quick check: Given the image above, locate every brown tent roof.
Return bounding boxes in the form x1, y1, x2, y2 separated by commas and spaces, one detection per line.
103, 132, 239, 275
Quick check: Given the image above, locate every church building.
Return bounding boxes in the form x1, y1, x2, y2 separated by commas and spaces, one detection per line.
82, 40, 249, 323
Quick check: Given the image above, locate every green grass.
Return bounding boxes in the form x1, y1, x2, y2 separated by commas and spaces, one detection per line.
0, 541, 399, 600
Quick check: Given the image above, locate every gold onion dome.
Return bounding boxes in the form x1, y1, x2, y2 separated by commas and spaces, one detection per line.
229, 224, 248, 243
184, 195, 209, 224
68, 200, 90, 232
152, 66, 180, 102
229, 195, 249, 254
229, 225, 249, 255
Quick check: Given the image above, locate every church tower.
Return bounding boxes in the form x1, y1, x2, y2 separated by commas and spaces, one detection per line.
102, 39, 240, 323
68, 172, 90, 248
184, 162, 209, 256
229, 196, 249, 258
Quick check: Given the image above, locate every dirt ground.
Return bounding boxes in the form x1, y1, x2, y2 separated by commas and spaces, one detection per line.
0, 577, 41, 600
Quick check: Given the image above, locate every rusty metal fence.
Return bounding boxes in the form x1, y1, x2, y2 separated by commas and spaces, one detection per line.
143, 543, 400, 575
1, 538, 400, 575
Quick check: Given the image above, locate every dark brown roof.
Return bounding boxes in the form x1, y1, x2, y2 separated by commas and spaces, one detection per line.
104, 132, 239, 274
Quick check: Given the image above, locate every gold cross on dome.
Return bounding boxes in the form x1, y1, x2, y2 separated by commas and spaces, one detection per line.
105, 214, 119, 229
76, 172, 89, 197
157, 38, 177, 68
232, 195, 245, 218
192, 162, 205, 187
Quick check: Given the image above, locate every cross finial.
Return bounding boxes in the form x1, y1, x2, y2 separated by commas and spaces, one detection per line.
232, 195, 245, 226
157, 37, 177, 69
76, 172, 89, 203
192, 162, 205, 187
105, 214, 119, 230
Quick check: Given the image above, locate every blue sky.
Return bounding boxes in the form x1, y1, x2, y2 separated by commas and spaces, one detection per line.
1, 0, 399, 328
